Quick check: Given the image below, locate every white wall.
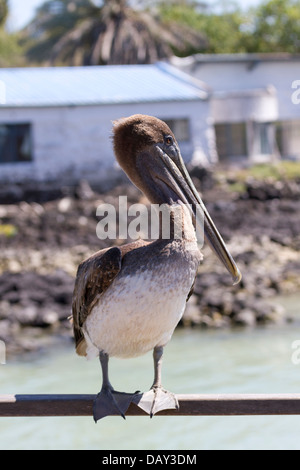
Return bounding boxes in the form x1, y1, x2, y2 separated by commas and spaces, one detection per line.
171, 56, 300, 161
175, 58, 300, 121
211, 89, 278, 124
0, 99, 213, 184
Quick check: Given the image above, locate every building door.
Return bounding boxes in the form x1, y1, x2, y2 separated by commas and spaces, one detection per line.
215, 122, 247, 161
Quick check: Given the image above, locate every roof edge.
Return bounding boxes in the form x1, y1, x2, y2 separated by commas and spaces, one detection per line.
171, 52, 300, 66
157, 62, 210, 98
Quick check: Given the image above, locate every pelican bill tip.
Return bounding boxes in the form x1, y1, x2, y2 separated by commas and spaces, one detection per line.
232, 268, 242, 286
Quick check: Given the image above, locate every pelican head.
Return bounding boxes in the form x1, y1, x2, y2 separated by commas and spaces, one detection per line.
113, 114, 241, 285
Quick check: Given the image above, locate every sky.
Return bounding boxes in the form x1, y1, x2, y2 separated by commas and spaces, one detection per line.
8, 0, 264, 31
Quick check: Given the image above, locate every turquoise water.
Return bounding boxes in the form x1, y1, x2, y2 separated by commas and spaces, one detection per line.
0, 296, 300, 450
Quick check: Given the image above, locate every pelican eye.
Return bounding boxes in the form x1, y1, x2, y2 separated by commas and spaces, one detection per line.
164, 135, 174, 146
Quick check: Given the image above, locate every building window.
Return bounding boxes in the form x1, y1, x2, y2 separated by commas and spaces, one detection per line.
164, 119, 190, 142
276, 120, 300, 159
0, 123, 32, 164
255, 122, 273, 155
215, 123, 247, 159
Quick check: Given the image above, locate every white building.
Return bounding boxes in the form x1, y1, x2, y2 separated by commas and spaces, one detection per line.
0, 63, 214, 185
171, 53, 300, 164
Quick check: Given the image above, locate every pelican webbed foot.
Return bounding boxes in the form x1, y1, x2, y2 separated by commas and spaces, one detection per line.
133, 386, 179, 417
93, 387, 140, 422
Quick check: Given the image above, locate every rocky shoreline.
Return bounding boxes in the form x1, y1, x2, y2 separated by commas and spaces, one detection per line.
0, 173, 299, 356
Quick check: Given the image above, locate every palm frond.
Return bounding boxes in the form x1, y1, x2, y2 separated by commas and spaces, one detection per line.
25, 0, 207, 65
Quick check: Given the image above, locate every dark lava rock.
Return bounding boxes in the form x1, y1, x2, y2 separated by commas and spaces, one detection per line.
0, 270, 75, 353
245, 178, 300, 201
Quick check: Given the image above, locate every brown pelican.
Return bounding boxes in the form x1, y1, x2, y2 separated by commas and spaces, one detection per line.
72, 114, 241, 422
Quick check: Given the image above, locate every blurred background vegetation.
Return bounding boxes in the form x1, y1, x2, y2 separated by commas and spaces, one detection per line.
1, 0, 300, 67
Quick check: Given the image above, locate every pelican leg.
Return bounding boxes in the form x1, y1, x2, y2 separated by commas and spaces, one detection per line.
133, 346, 179, 417
93, 351, 139, 422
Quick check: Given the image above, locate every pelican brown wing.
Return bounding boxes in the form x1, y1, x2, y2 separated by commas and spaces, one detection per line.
72, 239, 149, 356
72, 247, 122, 356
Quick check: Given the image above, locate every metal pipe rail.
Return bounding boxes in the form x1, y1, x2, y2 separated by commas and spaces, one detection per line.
1, 394, 300, 417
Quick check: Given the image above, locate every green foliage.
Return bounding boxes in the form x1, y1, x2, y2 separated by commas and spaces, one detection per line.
0, 0, 8, 27
231, 162, 300, 182
192, 10, 249, 54
245, 0, 300, 53
0, 29, 25, 66
0, 0, 26, 66
221, 161, 300, 195
160, 0, 300, 54
0, 224, 17, 238
280, 161, 300, 180
226, 181, 247, 193
159, 1, 250, 54
2, 0, 300, 67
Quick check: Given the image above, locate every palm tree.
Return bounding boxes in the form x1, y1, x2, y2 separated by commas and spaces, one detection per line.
0, 0, 8, 27
25, 0, 206, 65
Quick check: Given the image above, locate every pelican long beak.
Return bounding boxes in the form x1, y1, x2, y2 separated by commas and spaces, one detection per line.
156, 146, 242, 285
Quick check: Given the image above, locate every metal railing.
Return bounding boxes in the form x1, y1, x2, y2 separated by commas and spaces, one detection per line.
1, 394, 300, 417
